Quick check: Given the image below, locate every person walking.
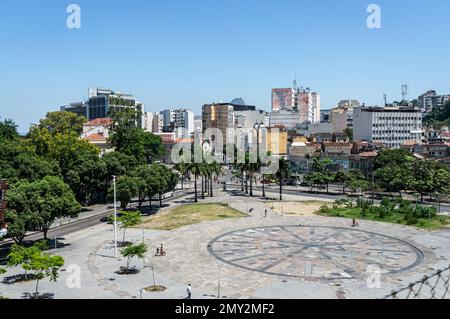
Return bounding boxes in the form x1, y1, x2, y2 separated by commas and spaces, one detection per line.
186, 284, 192, 299
264, 209, 268, 218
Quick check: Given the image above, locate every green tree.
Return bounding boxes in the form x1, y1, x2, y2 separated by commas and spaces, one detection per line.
304, 158, 335, 193
22, 249, 64, 298
375, 165, 413, 197
132, 165, 151, 210
275, 158, 291, 200
375, 149, 415, 170
120, 243, 148, 271
108, 109, 165, 163
208, 161, 223, 197
412, 160, 450, 202
66, 152, 107, 205
0, 140, 60, 184
101, 151, 138, 200
6, 241, 49, 280
343, 128, 353, 142
7, 244, 34, 280
142, 131, 166, 164
29, 126, 99, 177
334, 170, 350, 194
3, 209, 33, 244
6, 176, 80, 240
35, 111, 86, 135
174, 162, 189, 190
152, 164, 178, 206
187, 163, 202, 202
0, 118, 19, 141
110, 175, 138, 210
117, 211, 142, 244
13, 153, 61, 182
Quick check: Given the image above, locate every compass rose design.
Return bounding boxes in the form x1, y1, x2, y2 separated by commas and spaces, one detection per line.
208, 226, 423, 280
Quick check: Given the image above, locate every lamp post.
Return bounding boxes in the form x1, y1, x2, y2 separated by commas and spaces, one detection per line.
113, 175, 118, 258
254, 121, 265, 198
217, 263, 222, 299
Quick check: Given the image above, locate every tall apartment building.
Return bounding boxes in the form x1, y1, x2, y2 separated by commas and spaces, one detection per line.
194, 115, 203, 136
61, 88, 145, 128
60, 102, 88, 118
353, 106, 423, 148
144, 112, 163, 133
272, 88, 296, 111
337, 100, 360, 129
269, 110, 302, 130
160, 109, 194, 138
234, 110, 270, 129
296, 87, 320, 124
312, 92, 321, 123
202, 103, 235, 146
418, 90, 450, 113
88, 88, 144, 128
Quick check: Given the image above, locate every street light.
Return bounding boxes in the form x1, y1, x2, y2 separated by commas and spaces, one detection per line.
253, 121, 265, 198
217, 263, 222, 298
113, 175, 118, 258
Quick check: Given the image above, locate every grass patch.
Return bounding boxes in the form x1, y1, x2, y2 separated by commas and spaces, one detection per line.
140, 203, 247, 230
144, 285, 167, 292
316, 204, 450, 230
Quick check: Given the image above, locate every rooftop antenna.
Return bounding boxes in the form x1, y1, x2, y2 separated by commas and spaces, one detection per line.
383, 94, 387, 106
401, 84, 409, 102
293, 76, 298, 91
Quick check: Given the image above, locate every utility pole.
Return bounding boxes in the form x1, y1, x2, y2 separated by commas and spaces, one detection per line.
254, 121, 265, 198
113, 175, 118, 258
217, 263, 222, 299
371, 160, 375, 204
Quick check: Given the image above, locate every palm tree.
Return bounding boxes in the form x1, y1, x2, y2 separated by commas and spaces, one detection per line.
174, 162, 188, 190
208, 161, 223, 197
200, 162, 210, 199
235, 153, 252, 195
275, 158, 291, 201
187, 163, 202, 203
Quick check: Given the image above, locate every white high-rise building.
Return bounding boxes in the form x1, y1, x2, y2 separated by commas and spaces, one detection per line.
418, 90, 450, 114
353, 106, 423, 148
297, 88, 314, 123
312, 92, 321, 123
160, 109, 194, 138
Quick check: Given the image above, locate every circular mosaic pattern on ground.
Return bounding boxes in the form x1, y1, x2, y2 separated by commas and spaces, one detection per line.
208, 226, 424, 280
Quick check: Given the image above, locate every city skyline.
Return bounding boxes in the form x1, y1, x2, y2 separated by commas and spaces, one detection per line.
1, 0, 450, 132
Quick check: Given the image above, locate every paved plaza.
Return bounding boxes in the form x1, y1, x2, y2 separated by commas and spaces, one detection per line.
1, 190, 450, 299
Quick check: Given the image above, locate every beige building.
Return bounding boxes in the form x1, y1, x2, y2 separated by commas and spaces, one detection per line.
265, 128, 288, 157
202, 103, 235, 146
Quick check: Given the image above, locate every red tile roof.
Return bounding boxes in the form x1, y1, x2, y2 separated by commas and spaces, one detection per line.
85, 118, 112, 126
358, 151, 378, 157
84, 134, 107, 142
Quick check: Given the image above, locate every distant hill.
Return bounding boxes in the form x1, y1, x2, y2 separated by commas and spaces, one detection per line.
424, 100, 450, 128
230, 98, 246, 106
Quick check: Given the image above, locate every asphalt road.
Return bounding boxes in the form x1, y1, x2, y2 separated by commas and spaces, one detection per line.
225, 183, 450, 214
0, 189, 194, 257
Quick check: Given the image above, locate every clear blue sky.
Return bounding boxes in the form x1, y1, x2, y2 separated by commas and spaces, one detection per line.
0, 0, 449, 133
